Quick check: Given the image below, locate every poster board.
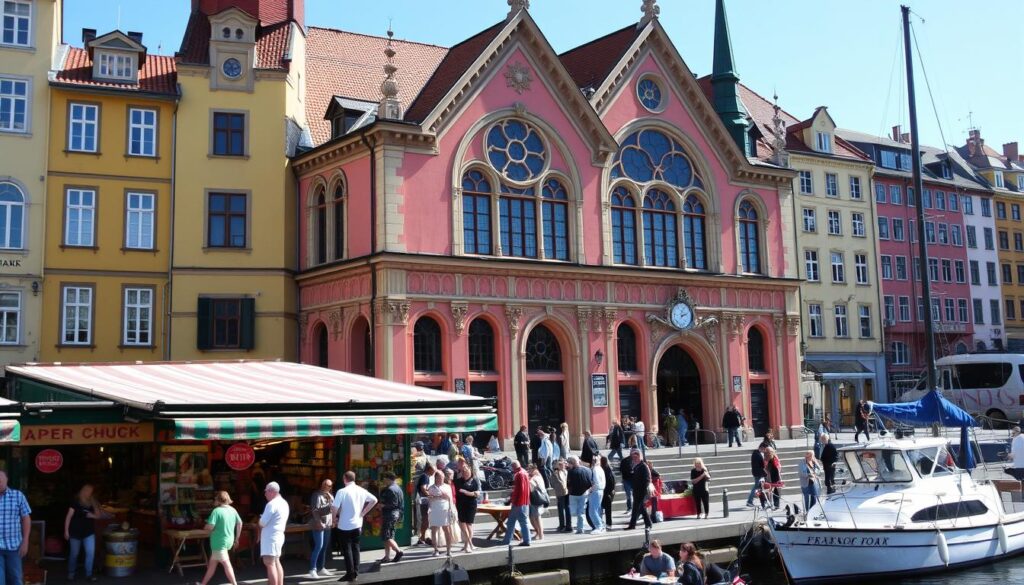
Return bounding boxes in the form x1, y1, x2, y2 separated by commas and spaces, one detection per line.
159, 445, 213, 529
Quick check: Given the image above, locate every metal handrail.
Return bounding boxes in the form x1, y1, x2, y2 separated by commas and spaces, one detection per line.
975, 413, 1017, 434
692, 427, 718, 457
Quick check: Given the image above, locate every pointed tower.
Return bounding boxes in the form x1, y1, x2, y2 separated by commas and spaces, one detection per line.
378, 28, 402, 120
711, 0, 750, 156
769, 92, 789, 167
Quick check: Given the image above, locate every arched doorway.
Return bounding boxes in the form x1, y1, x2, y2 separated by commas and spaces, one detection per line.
656, 346, 702, 428
349, 316, 372, 376
313, 322, 329, 367
525, 324, 565, 432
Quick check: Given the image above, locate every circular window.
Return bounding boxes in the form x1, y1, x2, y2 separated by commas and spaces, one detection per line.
485, 119, 547, 182
222, 58, 243, 79
636, 76, 664, 111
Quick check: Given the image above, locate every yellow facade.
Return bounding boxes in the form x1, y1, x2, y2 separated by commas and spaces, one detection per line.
0, 0, 61, 367
169, 10, 302, 360
41, 86, 174, 361
988, 168, 1024, 341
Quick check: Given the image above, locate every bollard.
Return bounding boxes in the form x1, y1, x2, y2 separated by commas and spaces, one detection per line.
722, 488, 729, 518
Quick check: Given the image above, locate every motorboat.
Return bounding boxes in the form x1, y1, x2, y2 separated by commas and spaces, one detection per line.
769, 391, 1024, 583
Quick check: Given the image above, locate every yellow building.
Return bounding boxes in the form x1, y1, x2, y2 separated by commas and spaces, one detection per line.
169, 2, 303, 359
41, 29, 176, 361
0, 0, 61, 369
960, 131, 1024, 346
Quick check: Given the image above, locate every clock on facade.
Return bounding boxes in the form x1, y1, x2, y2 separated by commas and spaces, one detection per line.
669, 300, 694, 330
222, 58, 243, 79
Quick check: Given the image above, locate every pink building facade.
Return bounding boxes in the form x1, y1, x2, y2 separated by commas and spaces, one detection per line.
293, 6, 802, 446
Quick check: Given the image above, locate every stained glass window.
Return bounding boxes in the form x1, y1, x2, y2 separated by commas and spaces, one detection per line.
611, 129, 694, 189
739, 200, 761, 274
643, 189, 678, 267
541, 178, 568, 261
462, 170, 492, 255
611, 187, 637, 265
637, 77, 663, 111
683, 194, 706, 270
486, 119, 546, 182
525, 325, 561, 371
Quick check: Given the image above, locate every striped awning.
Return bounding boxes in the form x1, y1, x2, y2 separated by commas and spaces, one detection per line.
0, 420, 19, 443
173, 413, 498, 440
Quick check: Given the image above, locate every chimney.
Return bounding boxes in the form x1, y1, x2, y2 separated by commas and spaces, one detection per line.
1004, 142, 1019, 162
900, 133, 910, 144
891, 125, 901, 142
126, 31, 143, 44
81, 28, 96, 44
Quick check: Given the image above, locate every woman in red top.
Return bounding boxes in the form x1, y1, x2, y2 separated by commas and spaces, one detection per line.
763, 446, 783, 509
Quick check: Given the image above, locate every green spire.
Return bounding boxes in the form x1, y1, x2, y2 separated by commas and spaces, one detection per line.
711, 0, 750, 156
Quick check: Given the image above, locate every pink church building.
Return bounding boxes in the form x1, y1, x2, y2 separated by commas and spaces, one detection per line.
293, 1, 803, 446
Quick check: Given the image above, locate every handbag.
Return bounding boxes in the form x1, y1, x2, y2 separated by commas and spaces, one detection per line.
530, 485, 549, 507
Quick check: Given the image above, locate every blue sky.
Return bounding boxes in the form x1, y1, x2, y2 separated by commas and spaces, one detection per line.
63, 0, 1024, 152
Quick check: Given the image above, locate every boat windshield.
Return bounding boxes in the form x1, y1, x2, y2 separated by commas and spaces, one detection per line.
843, 449, 914, 483
906, 446, 957, 477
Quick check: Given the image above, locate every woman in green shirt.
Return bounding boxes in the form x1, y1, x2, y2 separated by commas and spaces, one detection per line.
198, 491, 242, 585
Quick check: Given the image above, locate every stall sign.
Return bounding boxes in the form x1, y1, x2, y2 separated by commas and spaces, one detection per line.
591, 373, 608, 407
20, 422, 154, 446
35, 449, 63, 473
225, 443, 255, 470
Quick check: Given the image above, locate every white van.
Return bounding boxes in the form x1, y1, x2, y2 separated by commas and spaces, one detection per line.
899, 354, 1024, 425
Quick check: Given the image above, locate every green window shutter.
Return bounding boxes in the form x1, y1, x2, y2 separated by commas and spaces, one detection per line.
196, 297, 212, 350
240, 297, 256, 350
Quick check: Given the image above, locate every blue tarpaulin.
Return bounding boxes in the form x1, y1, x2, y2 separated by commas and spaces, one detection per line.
868, 390, 977, 470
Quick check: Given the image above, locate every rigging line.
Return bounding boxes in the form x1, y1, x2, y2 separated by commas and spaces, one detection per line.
878, 21, 903, 140
911, 22, 949, 153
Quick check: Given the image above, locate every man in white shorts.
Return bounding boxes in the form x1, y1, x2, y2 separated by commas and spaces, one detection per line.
259, 481, 289, 585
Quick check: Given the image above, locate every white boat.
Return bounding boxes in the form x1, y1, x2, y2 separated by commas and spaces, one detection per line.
769, 435, 1024, 583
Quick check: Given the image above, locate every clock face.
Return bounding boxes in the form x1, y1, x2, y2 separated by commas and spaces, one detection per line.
222, 58, 242, 79
670, 302, 694, 330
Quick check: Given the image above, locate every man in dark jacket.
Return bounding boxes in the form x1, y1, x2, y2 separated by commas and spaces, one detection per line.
626, 449, 652, 530
745, 444, 767, 507
854, 400, 870, 442
514, 425, 531, 468
607, 420, 624, 462
722, 406, 743, 448
820, 433, 839, 494
619, 452, 635, 512
580, 430, 600, 466
530, 426, 542, 465
566, 456, 593, 534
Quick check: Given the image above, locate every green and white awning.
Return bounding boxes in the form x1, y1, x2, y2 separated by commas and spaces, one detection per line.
174, 413, 498, 440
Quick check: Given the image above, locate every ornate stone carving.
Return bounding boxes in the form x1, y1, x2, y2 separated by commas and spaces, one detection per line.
504, 61, 532, 94
505, 304, 524, 335
639, 0, 660, 28
769, 92, 789, 168
372, 299, 388, 325
513, 101, 527, 117
724, 312, 743, 338
507, 0, 529, 19
647, 314, 670, 344
328, 308, 342, 340
602, 308, 618, 336
386, 300, 411, 325
786, 314, 801, 337
773, 315, 785, 339
576, 307, 592, 333
451, 302, 469, 335
298, 313, 310, 343
698, 315, 719, 347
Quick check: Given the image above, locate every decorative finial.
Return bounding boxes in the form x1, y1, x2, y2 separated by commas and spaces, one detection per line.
507, 0, 529, 21
769, 92, 789, 167
639, 0, 660, 29
378, 26, 403, 120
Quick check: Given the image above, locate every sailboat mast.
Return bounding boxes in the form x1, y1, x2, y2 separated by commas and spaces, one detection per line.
903, 5, 938, 391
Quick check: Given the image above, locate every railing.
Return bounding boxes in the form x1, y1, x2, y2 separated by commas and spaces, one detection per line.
690, 426, 719, 457
976, 412, 1017, 433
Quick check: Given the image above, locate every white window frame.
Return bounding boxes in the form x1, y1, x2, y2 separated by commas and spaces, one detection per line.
0, 290, 19, 345
878, 217, 890, 239
831, 251, 845, 283
958, 299, 969, 323
128, 107, 157, 157
995, 171, 1005, 189
808, 304, 823, 338
122, 287, 153, 346
1, 0, 31, 47
892, 218, 904, 241
68, 103, 99, 152
858, 304, 871, 338
827, 210, 841, 235
97, 52, 134, 80
64, 188, 95, 247
802, 208, 816, 232
889, 185, 902, 204
125, 191, 154, 250
880, 255, 893, 280
849, 176, 862, 200
0, 76, 28, 133
884, 296, 895, 323
816, 131, 832, 153
944, 298, 956, 322
895, 256, 907, 281
0, 181, 25, 249
973, 299, 984, 325
799, 170, 813, 194
963, 195, 974, 215
955, 260, 965, 283
1018, 175, 1024, 191
892, 342, 909, 365
804, 249, 820, 282
898, 296, 911, 322
855, 253, 868, 284
61, 285, 93, 345
834, 303, 849, 337
951, 224, 962, 247
825, 173, 839, 197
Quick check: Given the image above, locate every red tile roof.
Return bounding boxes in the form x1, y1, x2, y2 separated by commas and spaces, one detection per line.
176, 12, 292, 71
559, 24, 640, 90
305, 27, 448, 145
404, 21, 505, 123
54, 47, 178, 96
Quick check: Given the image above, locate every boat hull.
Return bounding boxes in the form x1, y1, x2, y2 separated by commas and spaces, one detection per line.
771, 520, 1024, 584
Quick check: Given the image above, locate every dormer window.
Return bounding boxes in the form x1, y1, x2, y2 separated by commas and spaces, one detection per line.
941, 163, 952, 179
97, 52, 135, 81
881, 150, 897, 169
1017, 175, 1024, 190
331, 109, 365, 139
995, 171, 1005, 188
815, 131, 832, 153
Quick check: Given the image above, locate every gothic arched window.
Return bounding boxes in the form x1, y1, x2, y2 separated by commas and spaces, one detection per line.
611, 187, 637, 265
738, 200, 762, 274
617, 323, 638, 372
683, 193, 707, 270
413, 316, 443, 373
525, 325, 562, 372
747, 327, 765, 372
462, 170, 492, 255
468, 319, 495, 372
642, 189, 678, 267
333, 182, 345, 260
315, 192, 327, 265
542, 178, 568, 260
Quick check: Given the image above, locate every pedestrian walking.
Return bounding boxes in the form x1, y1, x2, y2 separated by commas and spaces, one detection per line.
552, 459, 570, 532
332, 471, 378, 581
745, 444, 767, 507
414, 462, 434, 547
580, 430, 600, 466
799, 451, 822, 512
760, 430, 777, 451
600, 456, 616, 528
566, 456, 592, 534
502, 461, 531, 547
722, 405, 743, 448
556, 423, 570, 463
427, 471, 454, 556
306, 478, 334, 579
537, 430, 554, 487
64, 484, 111, 582
855, 400, 871, 442
527, 465, 547, 541
454, 461, 480, 553
764, 447, 783, 509
625, 450, 652, 530
586, 455, 605, 533
619, 451, 635, 513
677, 409, 689, 447
460, 435, 480, 476
514, 425, 531, 468
608, 420, 625, 462
198, 491, 242, 585
379, 472, 404, 563
0, 471, 30, 585
634, 418, 647, 457
820, 434, 839, 494
259, 482, 288, 585
689, 458, 711, 519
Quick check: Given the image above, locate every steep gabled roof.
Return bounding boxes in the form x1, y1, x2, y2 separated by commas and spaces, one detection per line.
54, 47, 178, 96
176, 11, 293, 71
558, 24, 641, 91
403, 21, 505, 124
